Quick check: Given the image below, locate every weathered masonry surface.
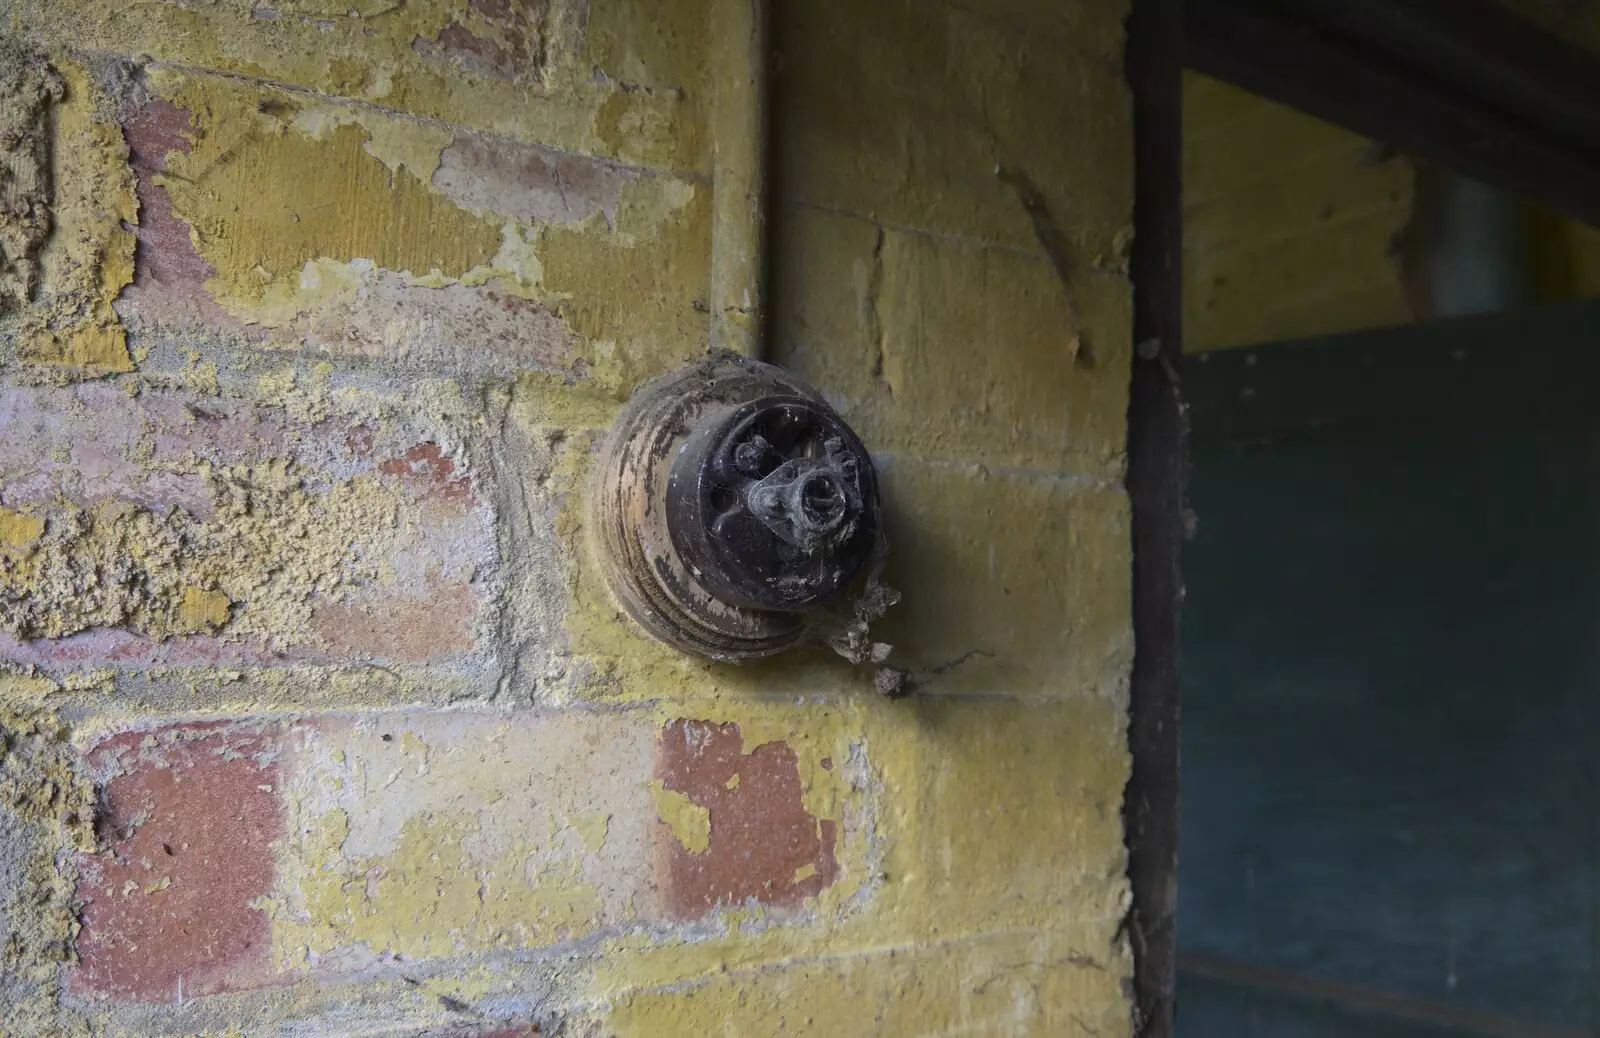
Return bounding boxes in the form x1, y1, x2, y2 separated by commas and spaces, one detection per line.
0, 1, 1136, 1034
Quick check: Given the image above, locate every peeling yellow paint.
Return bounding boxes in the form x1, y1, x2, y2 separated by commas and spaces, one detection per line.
538, 177, 711, 394
0, 462, 407, 646
177, 587, 232, 633
0, 691, 96, 1036
158, 107, 503, 312
9, 57, 136, 376
398, 731, 431, 776
20, 321, 134, 376
14, 0, 711, 171
650, 780, 710, 856
282, 810, 606, 964
0, 508, 45, 550
508, 371, 621, 436
184, 358, 221, 397
0, 671, 60, 706
571, 811, 611, 854
134, 66, 713, 391
580, 696, 1129, 1027
288, 106, 454, 183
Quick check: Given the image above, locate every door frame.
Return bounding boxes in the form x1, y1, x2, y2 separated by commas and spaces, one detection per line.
1122, 3, 1600, 1035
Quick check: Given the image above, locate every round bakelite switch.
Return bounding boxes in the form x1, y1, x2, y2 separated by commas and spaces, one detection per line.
589, 352, 882, 661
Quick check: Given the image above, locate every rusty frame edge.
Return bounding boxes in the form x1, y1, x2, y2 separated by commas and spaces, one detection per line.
1123, 0, 1186, 1035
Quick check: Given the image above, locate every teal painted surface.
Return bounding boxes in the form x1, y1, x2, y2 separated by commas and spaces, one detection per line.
1177, 306, 1600, 1036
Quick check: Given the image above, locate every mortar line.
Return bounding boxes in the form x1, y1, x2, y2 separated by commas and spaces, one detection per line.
81, 918, 1117, 1032
36, 685, 1119, 730
563, 923, 1126, 1008
52, 695, 672, 731
0, 353, 1130, 491
784, 196, 1130, 283
871, 451, 1126, 492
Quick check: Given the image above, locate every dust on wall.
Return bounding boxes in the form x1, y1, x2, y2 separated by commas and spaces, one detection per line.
0, 0, 1138, 1033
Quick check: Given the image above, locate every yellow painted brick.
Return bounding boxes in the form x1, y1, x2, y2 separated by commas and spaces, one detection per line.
600, 926, 1128, 1036
538, 176, 714, 395
865, 696, 1131, 938
775, 210, 1130, 476
1565, 223, 1600, 298
1182, 70, 1419, 350
874, 457, 1132, 700
1183, 73, 1382, 188
1203, 284, 1414, 354
770, 205, 884, 376
774, 0, 1132, 258
8, 0, 1138, 1030
580, 696, 1129, 1006
1530, 204, 1600, 303
165, 119, 503, 311
1188, 208, 1412, 351
273, 711, 662, 968
1184, 160, 1413, 257
957, 0, 1129, 52
1182, 69, 1259, 137
127, 67, 712, 384
556, 444, 1132, 703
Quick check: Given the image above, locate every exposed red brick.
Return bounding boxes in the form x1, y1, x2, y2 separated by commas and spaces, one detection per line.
123, 98, 193, 174
653, 720, 840, 920
379, 442, 475, 506
311, 582, 478, 662
428, 23, 512, 74
120, 99, 208, 294
128, 185, 214, 292
412, 0, 546, 82
72, 722, 286, 1003
0, 386, 499, 671
432, 134, 634, 228
116, 99, 252, 332
346, 425, 377, 458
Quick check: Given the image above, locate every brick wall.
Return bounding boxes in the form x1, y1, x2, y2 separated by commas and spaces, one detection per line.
0, 1, 1136, 1034
1183, 71, 1418, 353
1184, 66, 1600, 354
